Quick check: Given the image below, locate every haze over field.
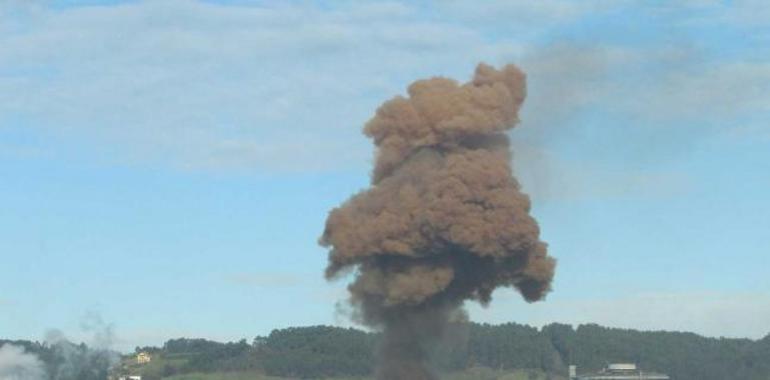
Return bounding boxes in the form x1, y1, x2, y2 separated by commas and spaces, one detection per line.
0, 0, 768, 354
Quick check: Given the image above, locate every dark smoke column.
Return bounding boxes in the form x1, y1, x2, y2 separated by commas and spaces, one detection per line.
320, 63, 556, 379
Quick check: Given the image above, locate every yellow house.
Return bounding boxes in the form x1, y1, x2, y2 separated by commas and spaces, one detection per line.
136, 352, 152, 364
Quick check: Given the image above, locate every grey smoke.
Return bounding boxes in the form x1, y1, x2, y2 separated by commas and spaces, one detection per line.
44, 314, 119, 380
0, 313, 120, 380
78, 312, 117, 351
0, 344, 46, 380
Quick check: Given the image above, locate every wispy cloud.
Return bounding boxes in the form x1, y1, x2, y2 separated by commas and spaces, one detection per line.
673, 0, 770, 27
629, 62, 770, 122
0, 0, 517, 172
514, 148, 694, 202
467, 290, 770, 339
223, 272, 302, 288
1, 0, 767, 198
437, 0, 627, 29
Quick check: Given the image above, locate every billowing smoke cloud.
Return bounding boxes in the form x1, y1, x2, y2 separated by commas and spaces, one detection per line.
320, 63, 556, 379
0, 344, 47, 380
45, 314, 119, 380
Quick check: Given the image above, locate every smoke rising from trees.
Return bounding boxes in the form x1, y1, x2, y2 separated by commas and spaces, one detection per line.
320, 63, 556, 379
0, 313, 118, 380
0, 344, 47, 380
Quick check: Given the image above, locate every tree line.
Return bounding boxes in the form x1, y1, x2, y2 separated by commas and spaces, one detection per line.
5, 322, 770, 379
140, 323, 770, 379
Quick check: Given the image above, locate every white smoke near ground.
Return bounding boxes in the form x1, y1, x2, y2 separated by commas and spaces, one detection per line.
0, 344, 46, 380
0, 313, 120, 380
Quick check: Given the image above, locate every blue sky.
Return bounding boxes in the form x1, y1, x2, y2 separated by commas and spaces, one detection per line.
1, 0, 769, 351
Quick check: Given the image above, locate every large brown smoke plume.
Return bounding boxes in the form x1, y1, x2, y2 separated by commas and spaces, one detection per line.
320, 63, 556, 379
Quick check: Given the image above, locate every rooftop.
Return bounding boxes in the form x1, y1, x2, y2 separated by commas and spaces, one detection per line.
575, 363, 670, 380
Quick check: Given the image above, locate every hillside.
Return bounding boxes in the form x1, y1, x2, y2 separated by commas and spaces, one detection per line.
115, 323, 770, 380
5, 323, 769, 380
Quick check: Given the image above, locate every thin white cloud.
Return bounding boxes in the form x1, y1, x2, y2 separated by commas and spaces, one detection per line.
629, 62, 770, 122
438, 0, 627, 28
1, 0, 767, 184
0, 0, 510, 172
516, 43, 770, 133
223, 272, 301, 288
728, 122, 770, 141
675, 0, 770, 27
513, 145, 694, 203
467, 290, 770, 339
0, 141, 52, 160
501, 40, 770, 201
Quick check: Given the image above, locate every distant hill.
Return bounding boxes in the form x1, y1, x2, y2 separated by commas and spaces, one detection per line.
5, 323, 770, 380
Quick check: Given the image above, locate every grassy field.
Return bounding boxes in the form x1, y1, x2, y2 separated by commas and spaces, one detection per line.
119, 353, 564, 380
161, 367, 565, 380
116, 353, 194, 379
164, 373, 371, 380
164, 372, 284, 380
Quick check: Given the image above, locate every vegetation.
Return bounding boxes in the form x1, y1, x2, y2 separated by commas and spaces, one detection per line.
163, 372, 284, 380
158, 368, 562, 380
0, 338, 115, 380
4, 322, 770, 379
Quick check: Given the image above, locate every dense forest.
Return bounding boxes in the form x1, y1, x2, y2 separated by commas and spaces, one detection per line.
4, 323, 770, 380
125, 323, 770, 379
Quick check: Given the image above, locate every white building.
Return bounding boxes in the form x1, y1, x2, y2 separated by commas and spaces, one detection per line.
136, 352, 152, 364
572, 363, 670, 380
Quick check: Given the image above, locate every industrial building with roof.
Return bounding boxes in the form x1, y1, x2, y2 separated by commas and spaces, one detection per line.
570, 363, 671, 380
